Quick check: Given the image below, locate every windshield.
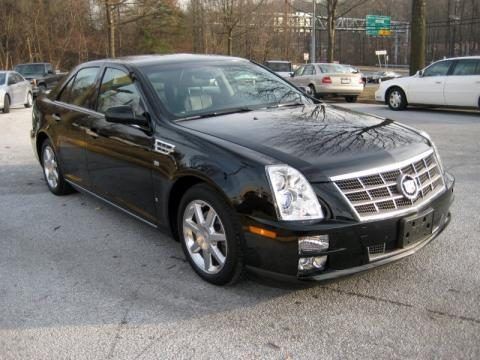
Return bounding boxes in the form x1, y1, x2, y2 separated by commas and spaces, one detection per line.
14, 64, 45, 76
265, 62, 292, 72
318, 64, 350, 74
142, 61, 311, 120
0, 73, 5, 85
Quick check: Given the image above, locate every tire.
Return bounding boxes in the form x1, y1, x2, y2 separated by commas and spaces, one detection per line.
387, 87, 407, 111
2, 95, 10, 113
345, 96, 358, 103
308, 84, 317, 98
24, 92, 33, 108
177, 184, 244, 285
41, 139, 74, 195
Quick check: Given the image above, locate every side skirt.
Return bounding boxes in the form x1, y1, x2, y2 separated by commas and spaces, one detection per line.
65, 179, 158, 229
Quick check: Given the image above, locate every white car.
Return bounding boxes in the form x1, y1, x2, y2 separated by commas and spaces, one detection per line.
376, 56, 480, 110
0, 71, 33, 113
290, 63, 364, 102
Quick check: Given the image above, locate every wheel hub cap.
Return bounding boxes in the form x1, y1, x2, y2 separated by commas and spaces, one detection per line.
183, 200, 227, 274
43, 146, 59, 189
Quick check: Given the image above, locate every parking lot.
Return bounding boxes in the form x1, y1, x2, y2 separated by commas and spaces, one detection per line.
1, 104, 479, 359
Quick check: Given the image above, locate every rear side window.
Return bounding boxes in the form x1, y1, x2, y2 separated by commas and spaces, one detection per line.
97, 68, 144, 116
68, 67, 100, 108
451, 60, 480, 76
423, 61, 452, 77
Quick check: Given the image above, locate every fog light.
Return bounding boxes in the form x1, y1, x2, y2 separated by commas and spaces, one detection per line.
298, 255, 327, 272
298, 235, 329, 254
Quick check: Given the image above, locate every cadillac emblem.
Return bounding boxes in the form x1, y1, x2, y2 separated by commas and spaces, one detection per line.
397, 174, 420, 200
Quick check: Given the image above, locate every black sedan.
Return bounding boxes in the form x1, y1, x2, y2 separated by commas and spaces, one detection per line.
31, 55, 454, 285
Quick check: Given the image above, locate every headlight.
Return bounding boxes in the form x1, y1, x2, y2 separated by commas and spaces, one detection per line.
265, 165, 323, 221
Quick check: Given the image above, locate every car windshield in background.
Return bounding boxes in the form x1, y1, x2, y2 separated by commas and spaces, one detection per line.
14, 64, 45, 76
142, 61, 310, 120
319, 64, 350, 74
266, 62, 292, 72
0, 73, 5, 85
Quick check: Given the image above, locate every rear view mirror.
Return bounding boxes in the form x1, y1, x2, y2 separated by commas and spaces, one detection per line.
105, 106, 149, 127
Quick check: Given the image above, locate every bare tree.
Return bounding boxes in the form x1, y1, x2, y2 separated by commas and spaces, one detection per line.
410, 0, 426, 74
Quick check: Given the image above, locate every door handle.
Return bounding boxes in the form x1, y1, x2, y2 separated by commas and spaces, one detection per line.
52, 113, 61, 121
434, 81, 442, 84
86, 128, 99, 139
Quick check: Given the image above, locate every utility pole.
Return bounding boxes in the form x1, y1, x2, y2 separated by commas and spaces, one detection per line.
310, 0, 316, 63
409, 0, 426, 75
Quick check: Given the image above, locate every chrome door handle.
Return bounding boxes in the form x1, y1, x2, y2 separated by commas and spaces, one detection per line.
435, 81, 442, 84
52, 113, 61, 121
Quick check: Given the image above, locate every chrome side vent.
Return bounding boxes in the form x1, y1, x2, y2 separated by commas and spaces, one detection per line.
154, 139, 175, 155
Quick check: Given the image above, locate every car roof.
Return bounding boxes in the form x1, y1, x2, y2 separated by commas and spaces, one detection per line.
265, 60, 291, 63
79, 54, 249, 68
436, 56, 480, 61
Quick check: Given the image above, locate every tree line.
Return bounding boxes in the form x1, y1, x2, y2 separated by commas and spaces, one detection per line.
0, 0, 478, 71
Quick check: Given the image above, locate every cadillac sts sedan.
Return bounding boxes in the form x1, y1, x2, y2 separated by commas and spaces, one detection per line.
31, 55, 454, 285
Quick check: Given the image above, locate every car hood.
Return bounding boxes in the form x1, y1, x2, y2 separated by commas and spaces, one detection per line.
178, 104, 430, 182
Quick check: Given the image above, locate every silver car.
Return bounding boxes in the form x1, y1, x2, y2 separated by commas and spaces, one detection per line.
290, 63, 364, 102
0, 71, 33, 113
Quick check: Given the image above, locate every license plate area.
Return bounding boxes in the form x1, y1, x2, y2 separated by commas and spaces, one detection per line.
341, 78, 351, 84
399, 210, 434, 248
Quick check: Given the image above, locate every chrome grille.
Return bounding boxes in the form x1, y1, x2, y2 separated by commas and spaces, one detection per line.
331, 150, 445, 220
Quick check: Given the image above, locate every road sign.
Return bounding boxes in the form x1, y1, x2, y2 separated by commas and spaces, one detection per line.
303, 52, 309, 62
366, 15, 391, 36
375, 50, 387, 56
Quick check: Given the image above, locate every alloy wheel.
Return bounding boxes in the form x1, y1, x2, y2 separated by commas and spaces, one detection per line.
43, 146, 59, 189
389, 90, 402, 109
182, 200, 228, 274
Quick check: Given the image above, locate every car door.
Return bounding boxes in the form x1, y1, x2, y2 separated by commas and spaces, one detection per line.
13, 72, 28, 103
53, 66, 101, 187
301, 64, 315, 85
407, 60, 453, 105
86, 66, 157, 224
6, 73, 19, 105
443, 59, 480, 107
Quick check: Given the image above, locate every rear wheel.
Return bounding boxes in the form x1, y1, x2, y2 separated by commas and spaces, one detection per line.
345, 96, 358, 103
308, 84, 317, 98
2, 95, 10, 113
387, 87, 407, 111
41, 139, 74, 195
178, 184, 244, 285
24, 92, 33, 108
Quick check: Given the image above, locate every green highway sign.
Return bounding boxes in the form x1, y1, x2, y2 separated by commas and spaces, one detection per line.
366, 15, 391, 36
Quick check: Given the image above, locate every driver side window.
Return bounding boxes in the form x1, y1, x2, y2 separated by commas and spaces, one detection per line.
423, 61, 452, 77
97, 68, 144, 116
294, 66, 305, 77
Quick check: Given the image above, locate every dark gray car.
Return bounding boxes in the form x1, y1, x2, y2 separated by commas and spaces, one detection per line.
0, 71, 33, 113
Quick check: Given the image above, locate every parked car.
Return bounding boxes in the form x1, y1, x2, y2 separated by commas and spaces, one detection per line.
14, 62, 63, 96
343, 65, 366, 85
264, 60, 293, 78
0, 71, 33, 113
376, 56, 480, 110
290, 63, 364, 102
31, 54, 454, 285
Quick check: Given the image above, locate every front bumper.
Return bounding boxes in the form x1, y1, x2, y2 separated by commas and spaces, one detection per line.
243, 172, 454, 282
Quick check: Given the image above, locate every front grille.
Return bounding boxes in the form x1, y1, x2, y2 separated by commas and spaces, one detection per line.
332, 150, 445, 220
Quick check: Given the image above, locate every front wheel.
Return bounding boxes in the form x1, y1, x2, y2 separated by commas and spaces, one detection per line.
24, 92, 33, 108
41, 139, 74, 195
387, 87, 407, 111
2, 95, 10, 113
178, 184, 244, 285
345, 96, 358, 103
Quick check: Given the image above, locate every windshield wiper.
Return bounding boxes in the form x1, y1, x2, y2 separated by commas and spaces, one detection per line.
175, 107, 254, 121
267, 101, 305, 109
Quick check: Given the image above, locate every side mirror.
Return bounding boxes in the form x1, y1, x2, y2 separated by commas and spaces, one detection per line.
416, 70, 423, 77
297, 86, 313, 96
105, 106, 149, 127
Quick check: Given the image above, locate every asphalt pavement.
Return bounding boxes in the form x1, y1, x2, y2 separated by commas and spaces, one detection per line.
0, 104, 479, 359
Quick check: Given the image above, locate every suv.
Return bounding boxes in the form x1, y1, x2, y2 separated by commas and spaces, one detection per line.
14, 63, 63, 96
